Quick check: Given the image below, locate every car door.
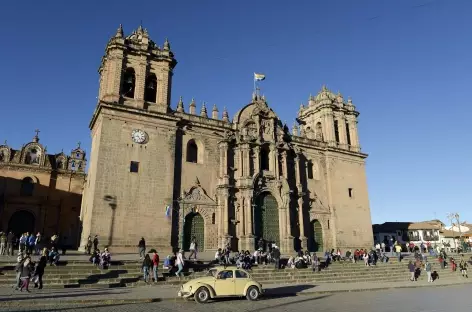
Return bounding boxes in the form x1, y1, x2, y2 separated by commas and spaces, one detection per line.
213, 270, 235, 296
234, 269, 249, 295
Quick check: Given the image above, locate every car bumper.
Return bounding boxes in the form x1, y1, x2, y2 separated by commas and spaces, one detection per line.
177, 291, 193, 298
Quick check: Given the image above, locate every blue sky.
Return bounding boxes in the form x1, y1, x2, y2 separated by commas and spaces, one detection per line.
0, 0, 470, 224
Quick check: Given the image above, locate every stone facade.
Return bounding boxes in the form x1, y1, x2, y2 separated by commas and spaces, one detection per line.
79, 25, 373, 254
0, 132, 86, 248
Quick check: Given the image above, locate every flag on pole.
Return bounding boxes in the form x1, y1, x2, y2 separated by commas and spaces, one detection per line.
165, 205, 171, 218
254, 73, 266, 81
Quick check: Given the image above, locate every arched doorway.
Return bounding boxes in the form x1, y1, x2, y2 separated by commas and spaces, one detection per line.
8, 210, 35, 236
309, 220, 323, 252
183, 212, 205, 252
254, 193, 280, 248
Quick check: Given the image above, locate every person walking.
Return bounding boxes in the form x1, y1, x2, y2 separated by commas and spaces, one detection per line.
175, 249, 184, 278
425, 260, 433, 282
138, 237, 146, 260
152, 250, 160, 283
92, 235, 99, 252
408, 260, 416, 281
188, 236, 197, 260
272, 245, 281, 269
19, 257, 33, 292
0, 232, 6, 255
13, 254, 25, 290
460, 260, 468, 278
33, 248, 48, 289
141, 254, 152, 283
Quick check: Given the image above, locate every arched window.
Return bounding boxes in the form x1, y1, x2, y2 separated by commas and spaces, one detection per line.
71, 161, 76, 171
186, 140, 198, 163
56, 159, 63, 169
260, 144, 270, 171
144, 74, 157, 103
122, 68, 136, 98
20, 177, 34, 196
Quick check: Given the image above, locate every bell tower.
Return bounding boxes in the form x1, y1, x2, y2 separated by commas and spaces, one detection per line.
98, 25, 177, 113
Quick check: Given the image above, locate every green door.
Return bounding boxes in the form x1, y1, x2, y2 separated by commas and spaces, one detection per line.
254, 193, 280, 247
311, 220, 323, 252
183, 213, 205, 252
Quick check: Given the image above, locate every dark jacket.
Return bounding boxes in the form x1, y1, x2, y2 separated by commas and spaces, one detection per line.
142, 258, 152, 268
138, 239, 146, 248
35, 256, 47, 275
7, 233, 14, 243
20, 263, 32, 278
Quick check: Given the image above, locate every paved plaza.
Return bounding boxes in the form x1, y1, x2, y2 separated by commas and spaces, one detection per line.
0, 283, 470, 312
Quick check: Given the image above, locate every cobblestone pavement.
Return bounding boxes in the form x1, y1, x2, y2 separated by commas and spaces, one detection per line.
1, 283, 470, 312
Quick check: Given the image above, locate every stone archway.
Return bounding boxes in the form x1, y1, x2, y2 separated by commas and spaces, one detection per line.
254, 192, 280, 248
183, 212, 205, 252
8, 210, 35, 236
308, 219, 324, 252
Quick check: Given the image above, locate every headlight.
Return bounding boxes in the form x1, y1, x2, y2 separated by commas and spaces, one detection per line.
189, 286, 192, 292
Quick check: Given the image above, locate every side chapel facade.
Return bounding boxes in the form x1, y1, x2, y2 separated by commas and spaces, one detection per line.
79, 25, 373, 254
0, 133, 86, 247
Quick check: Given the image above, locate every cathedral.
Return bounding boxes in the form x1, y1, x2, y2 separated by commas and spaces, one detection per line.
79, 25, 373, 254
0, 132, 86, 247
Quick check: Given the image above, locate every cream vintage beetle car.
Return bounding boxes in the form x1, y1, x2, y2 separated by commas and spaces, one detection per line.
177, 267, 263, 303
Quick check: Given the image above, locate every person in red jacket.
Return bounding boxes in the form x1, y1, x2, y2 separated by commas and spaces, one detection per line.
152, 250, 160, 283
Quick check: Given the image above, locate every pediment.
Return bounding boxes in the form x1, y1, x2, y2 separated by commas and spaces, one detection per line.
183, 186, 217, 206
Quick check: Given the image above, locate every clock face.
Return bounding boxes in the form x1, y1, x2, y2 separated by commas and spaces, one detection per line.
131, 129, 147, 144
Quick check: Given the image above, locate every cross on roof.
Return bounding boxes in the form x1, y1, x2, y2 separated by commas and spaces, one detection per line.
34, 129, 40, 136
77, 141, 81, 148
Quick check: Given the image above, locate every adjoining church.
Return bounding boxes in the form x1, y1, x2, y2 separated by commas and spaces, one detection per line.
0, 132, 86, 248
79, 25, 373, 254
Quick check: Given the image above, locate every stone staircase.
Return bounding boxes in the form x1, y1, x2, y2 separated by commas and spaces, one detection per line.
0, 255, 463, 289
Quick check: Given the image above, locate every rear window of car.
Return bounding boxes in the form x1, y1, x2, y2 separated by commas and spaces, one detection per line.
235, 270, 248, 278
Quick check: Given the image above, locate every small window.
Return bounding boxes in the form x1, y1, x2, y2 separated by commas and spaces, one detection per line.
212, 213, 216, 224
235, 270, 248, 278
186, 140, 198, 163
348, 188, 353, 198
76, 152, 81, 158
130, 161, 139, 173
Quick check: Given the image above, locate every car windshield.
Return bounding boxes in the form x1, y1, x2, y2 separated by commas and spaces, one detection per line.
206, 269, 217, 277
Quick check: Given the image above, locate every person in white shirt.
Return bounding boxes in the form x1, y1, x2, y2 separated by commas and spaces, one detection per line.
175, 249, 184, 278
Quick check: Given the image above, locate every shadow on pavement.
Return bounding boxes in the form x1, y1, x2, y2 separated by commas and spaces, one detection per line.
253, 294, 331, 311
263, 284, 317, 298
0, 289, 131, 302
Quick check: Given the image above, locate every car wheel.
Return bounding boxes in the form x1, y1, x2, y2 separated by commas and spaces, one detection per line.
246, 286, 259, 301
194, 287, 210, 304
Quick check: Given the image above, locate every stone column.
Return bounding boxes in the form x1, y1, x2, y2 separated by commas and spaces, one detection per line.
101, 50, 123, 103
281, 151, 288, 178
270, 144, 276, 174
336, 114, 348, 149
323, 109, 336, 147
218, 142, 229, 179
294, 155, 307, 249
242, 144, 251, 178
347, 116, 360, 152
132, 59, 146, 110
253, 146, 260, 174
